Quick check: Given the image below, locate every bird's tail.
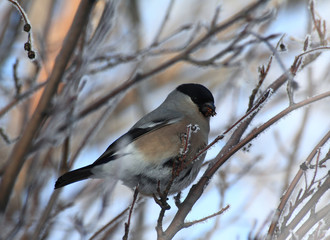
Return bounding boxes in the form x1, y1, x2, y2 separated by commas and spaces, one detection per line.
55, 165, 94, 189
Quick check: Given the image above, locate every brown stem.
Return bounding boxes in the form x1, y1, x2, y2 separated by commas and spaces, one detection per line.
123, 187, 139, 240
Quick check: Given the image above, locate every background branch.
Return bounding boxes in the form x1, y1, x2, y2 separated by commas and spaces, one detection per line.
0, 0, 97, 212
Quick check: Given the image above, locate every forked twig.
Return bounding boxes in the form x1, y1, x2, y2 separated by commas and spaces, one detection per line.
183, 205, 230, 228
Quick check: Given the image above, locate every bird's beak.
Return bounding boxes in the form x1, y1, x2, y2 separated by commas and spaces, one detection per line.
201, 102, 216, 117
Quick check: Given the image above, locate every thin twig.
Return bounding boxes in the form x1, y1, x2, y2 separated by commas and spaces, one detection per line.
89, 207, 129, 240
309, 0, 327, 45
211, 5, 221, 29
31, 137, 70, 240
151, 0, 176, 46
282, 91, 311, 192
183, 205, 230, 228
12, 59, 21, 96
0, 128, 11, 145
249, 31, 295, 105
4, 185, 31, 240
0, 81, 47, 119
123, 187, 139, 240
247, 34, 286, 111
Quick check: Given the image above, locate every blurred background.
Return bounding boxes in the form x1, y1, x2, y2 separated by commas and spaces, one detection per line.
0, 0, 329, 239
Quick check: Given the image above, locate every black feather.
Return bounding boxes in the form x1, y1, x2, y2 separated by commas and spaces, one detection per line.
176, 83, 214, 106
54, 165, 93, 189
177, 83, 216, 117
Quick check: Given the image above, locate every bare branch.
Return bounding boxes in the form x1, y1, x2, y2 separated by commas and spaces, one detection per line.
57, 0, 270, 133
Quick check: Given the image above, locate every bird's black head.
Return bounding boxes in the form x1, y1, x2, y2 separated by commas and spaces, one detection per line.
177, 83, 216, 118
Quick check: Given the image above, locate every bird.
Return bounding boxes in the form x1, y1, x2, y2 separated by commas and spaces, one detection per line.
55, 83, 216, 195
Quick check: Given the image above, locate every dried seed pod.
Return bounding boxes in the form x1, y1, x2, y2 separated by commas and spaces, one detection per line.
23, 23, 31, 32
28, 50, 35, 59
24, 42, 31, 51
